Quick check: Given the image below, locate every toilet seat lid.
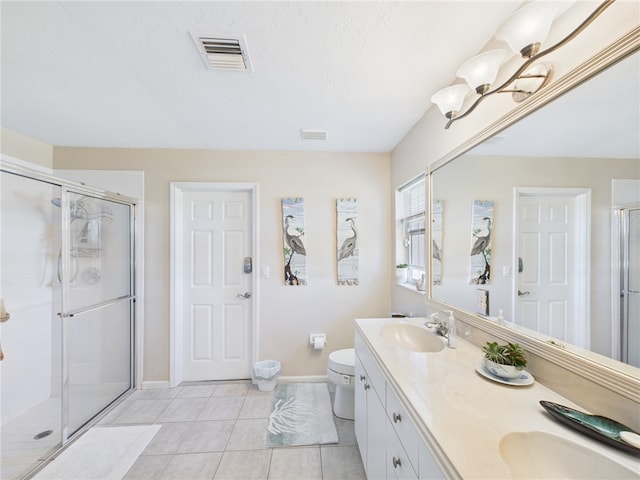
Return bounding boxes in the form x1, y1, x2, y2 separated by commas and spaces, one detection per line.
328, 348, 355, 375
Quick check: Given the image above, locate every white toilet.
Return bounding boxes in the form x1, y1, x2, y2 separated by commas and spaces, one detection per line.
326, 348, 355, 420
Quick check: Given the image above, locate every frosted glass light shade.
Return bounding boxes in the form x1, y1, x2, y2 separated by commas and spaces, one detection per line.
496, 1, 559, 57
456, 49, 509, 94
430, 84, 471, 119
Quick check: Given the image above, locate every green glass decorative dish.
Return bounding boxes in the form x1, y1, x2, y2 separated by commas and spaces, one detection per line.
540, 400, 640, 456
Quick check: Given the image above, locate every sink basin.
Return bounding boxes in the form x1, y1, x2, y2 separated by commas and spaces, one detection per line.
380, 323, 444, 353
500, 431, 638, 479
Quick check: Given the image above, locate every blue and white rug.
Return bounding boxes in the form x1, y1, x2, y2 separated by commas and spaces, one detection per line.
266, 383, 339, 447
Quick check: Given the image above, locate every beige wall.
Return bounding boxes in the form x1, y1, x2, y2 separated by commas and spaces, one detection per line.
1, 127, 53, 169
53, 148, 391, 381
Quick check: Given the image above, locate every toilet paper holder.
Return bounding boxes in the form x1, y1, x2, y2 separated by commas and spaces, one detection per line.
309, 333, 327, 349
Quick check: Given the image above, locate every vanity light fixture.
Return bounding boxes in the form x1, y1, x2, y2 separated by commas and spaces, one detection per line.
430, 0, 615, 129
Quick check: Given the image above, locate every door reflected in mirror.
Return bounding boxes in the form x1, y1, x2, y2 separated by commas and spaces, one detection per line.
430, 50, 640, 368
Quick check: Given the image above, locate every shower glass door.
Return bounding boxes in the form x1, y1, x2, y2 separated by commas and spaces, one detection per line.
621, 206, 640, 368
62, 191, 134, 436
1, 171, 63, 480
1, 165, 136, 479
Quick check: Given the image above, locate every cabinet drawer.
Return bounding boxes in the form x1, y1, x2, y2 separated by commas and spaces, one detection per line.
386, 385, 420, 472
355, 332, 386, 405
386, 417, 418, 480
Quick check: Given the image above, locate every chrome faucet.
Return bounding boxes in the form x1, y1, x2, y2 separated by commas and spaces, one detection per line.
425, 312, 448, 338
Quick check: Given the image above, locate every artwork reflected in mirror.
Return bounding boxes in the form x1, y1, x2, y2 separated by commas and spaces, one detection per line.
429, 50, 640, 367
468, 200, 493, 285
431, 200, 443, 285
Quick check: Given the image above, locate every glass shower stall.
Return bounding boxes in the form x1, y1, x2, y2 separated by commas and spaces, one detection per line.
0, 162, 137, 479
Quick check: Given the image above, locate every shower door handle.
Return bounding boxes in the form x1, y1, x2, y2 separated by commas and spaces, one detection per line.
58, 294, 135, 318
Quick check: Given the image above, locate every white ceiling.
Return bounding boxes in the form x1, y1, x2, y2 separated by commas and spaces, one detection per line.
1, 1, 522, 153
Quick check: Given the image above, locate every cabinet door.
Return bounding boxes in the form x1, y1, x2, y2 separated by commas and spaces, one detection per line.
354, 352, 367, 468
418, 443, 445, 480
366, 383, 387, 480
386, 418, 418, 480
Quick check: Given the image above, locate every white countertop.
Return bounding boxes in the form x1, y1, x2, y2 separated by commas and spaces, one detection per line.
354, 317, 640, 479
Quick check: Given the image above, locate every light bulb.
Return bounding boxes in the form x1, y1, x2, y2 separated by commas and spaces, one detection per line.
457, 49, 509, 94
496, 1, 560, 57
430, 84, 471, 119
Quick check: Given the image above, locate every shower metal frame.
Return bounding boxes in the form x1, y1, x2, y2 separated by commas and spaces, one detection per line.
1, 159, 138, 475
616, 204, 640, 366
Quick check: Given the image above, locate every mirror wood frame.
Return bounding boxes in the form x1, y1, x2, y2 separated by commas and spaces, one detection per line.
426, 28, 640, 404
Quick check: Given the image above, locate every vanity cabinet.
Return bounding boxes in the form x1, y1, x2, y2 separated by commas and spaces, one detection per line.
355, 330, 445, 480
355, 339, 386, 479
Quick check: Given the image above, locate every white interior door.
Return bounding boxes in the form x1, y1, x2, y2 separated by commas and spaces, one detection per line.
515, 188, 589, 347
178, 187, 254, 381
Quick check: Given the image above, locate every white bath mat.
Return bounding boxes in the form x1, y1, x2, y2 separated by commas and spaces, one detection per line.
266, 383, 339, 448
33, 424, 160, 480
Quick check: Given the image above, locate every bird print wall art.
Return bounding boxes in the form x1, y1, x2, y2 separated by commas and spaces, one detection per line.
468, 200, 494, 285
282, 198, 307, 285
432, 200, 443, 285
336, 198, 358, 285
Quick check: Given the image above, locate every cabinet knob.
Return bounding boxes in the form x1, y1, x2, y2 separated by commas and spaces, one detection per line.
359, 374, 366, 381
392, 456, 402, 468
364, 383, 370, 390
392, 412, 402, 423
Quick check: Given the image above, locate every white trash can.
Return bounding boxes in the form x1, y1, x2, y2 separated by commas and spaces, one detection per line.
253, 360, 281, 391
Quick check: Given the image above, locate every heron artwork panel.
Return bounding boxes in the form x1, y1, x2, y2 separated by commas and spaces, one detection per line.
282, 197, 307, 286
336, 198, 358, 286
432, 200, 443, 286
468, 200, 494, 285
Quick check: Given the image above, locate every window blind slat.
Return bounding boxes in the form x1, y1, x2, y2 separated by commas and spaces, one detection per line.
400, 175, 425, 220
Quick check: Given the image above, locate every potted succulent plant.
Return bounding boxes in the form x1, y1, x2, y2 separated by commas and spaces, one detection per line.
395, 263, 409, 283
481, 341, 527, 379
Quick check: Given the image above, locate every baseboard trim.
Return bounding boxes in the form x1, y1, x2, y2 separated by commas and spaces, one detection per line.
142, 376, 329, 390
141, 380, 171, 390
278, 375, 328, 384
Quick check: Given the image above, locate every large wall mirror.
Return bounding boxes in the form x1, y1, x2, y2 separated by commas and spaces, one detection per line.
428, 37, 639, 397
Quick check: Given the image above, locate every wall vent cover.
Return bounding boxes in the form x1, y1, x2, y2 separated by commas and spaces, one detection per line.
191, 33, 253, 71
300, 129, 328, 141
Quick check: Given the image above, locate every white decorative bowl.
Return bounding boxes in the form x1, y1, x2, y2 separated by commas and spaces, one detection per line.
482, 358, 522, 379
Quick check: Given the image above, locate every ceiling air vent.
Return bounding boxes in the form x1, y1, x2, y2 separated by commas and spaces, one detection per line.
300, 129, 328, 141
191, 33, 252, 71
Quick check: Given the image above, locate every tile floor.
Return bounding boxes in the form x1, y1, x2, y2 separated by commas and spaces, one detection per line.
95, 381, 366, 480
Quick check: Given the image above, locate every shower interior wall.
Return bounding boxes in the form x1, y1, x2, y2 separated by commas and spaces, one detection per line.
1, 174, 60, 423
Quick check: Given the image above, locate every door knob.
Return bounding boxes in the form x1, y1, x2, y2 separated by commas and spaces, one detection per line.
236, 292, 251, 299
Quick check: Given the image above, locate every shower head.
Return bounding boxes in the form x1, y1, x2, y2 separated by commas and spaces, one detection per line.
50, 197, 84, 220
51, 198, 80, 208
